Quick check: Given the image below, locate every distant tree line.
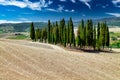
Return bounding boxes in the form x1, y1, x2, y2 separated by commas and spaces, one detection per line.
30, 18, 110, 51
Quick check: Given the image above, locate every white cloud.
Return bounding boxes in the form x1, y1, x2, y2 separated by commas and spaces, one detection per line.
48, 0, 53, 5
0, 20, 22, 24
65, 9, 75, 12
0, 0, 53, 11
46, 5, 64, 12
58, 5, 64, 12
0, 0, 27, 8
60, 0, 66, 2
46, 8, 58, 12
106, 12, 120, 17
71, 0, 76, 3
79, 0, 91, 9
47, 5, 75, 13
0, 20, 32, 24
112, 0, 120, 7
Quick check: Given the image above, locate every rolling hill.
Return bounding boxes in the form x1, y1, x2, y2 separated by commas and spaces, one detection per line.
0, 17, 120, 33
0, 22, 47, 32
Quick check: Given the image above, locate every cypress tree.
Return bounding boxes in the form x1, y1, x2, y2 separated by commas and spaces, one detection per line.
30, 22, 35, 41
97, 22, 101, 50
99, 22, 106, 49
69, 17, 74, 47
48, 20, 51, 43
63, 26, 67, 47
97, 22, 100, 40
93, 26, 96, 50
51, 23, 54, 44
56, 21, 59, 43
73, 34, 76, 47
35, 28, 39, 41
60, 18, 65, 44
66, 21, 70, 45
89, 19, 93, 47
86, 20, 90, 46
79, 19, 85, 48
38, 29, 41, 42
76, 25, 80, 47
42, 28, 47, 43
105, 26, 110, 47
83, 25, 86, 47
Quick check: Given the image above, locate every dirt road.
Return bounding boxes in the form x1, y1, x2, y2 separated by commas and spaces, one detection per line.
0, 39, 120, 80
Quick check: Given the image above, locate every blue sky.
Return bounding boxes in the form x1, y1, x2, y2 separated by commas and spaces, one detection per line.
0, 0, 120, 23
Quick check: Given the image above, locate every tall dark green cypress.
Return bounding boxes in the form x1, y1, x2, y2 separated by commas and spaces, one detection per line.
86, 20, 90, 46
69, 17, 74, 47
42, 28, 47, 43
105, 26, 110, 47
99, 22, 106, 49
76, 24, 80, 47
48, 20, 51, 43
60, 18, 65, 44
79, 19, 85, 47
89, 19, 93, 47
97, 22, 100, 40
63, 26, 67, 47
35, 28, 39, 41
56, 21, 59, 43
30, 22, 35, 41
97, 22, 101, 50
66, 21, 70, 45
93, 26, 96, 50
38, 29, 41, 42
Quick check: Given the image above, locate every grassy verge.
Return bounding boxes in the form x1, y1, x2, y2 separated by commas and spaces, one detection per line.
110, 41, 120, 48
8, 34, 28, 40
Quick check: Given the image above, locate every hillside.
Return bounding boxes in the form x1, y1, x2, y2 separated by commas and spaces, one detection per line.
0, 17, 120, 33
0, 22, 47, 32
0, 39, 120, 80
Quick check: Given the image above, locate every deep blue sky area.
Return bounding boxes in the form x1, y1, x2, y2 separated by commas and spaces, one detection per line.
0, 0, 120, 23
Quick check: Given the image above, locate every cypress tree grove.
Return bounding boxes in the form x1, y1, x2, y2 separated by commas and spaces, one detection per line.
30, 22, 35, 41
30, 18, 110, 51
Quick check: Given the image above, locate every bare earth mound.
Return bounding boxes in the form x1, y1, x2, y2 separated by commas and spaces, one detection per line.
0, 39, 120, 80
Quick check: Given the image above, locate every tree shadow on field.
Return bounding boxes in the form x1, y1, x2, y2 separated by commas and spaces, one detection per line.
66, 47, 101, 54
66, 47, 120, 54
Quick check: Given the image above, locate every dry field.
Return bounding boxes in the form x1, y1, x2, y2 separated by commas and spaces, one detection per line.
0, 39, 120, 80
109, 27, 120, 32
